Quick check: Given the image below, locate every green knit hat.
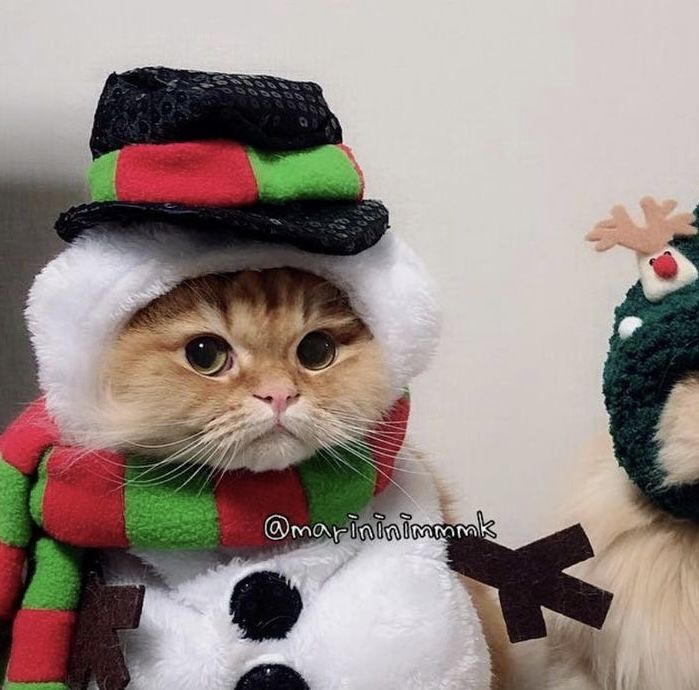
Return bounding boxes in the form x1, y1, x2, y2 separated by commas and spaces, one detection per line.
589, 197, 699, 518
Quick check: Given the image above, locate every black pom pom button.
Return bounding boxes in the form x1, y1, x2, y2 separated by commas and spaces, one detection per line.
230, 571, 302, 641
235, 664, 309, 690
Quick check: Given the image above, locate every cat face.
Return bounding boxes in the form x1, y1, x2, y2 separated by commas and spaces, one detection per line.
98, 268, 392, 472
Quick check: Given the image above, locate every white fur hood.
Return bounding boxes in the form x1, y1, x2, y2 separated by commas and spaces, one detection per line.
26, 225, 440, 444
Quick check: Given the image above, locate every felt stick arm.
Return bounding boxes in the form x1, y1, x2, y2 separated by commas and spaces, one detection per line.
68, 573, 144, 690
448, 524, 614, 643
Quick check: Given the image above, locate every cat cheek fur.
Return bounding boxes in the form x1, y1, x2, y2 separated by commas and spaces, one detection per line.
655, 373, 699, 486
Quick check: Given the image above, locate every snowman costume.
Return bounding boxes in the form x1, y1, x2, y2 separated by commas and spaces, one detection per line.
108, 430, 489, 690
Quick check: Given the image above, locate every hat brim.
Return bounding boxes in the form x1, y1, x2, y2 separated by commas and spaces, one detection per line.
55, 199, 389, 256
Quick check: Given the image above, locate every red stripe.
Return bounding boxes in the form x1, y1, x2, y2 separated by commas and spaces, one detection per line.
215, 468, 309, 547
0, 399, 59, 475
369, 395, 410, 495
0, 542, 25, 620
7, 609, 76, 682
116, 140, 259, 206
42, 448, 128, 548
338, 144, 365, 199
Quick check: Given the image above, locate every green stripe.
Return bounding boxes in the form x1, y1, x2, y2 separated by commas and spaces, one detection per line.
3, 683, 70, 690
21, 538, 83, 611
124, 459, 219, 549
298, 442, 377, 526
29, 450, 51, 530
87, 150, 119, 201
0, 458, 31, 547
247, 144, 361, 203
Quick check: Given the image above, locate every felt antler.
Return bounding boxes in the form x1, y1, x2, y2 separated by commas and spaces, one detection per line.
586, 197, 696, 254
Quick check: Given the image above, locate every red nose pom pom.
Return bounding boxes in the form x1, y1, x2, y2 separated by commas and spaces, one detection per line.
651, 253, 678, 280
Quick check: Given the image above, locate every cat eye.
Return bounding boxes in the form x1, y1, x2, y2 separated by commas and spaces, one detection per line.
185, 335, 232, 376
297, 331, 337, 370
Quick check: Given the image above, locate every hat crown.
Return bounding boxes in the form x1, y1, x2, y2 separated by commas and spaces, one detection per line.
89, 66, 343, 158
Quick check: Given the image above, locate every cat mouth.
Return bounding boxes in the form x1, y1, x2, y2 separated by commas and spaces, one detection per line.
254, 421, 298, 441
205, 419, 314, 472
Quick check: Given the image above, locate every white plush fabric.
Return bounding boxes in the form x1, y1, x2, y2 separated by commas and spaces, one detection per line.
26, 225, 440, 446
617, 316, 643, 340
101, 455, 491, 690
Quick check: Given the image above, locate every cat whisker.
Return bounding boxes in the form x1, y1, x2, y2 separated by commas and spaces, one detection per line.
319, 443, 431, 522
174, 444, 220, 493
123, 429, 207, 450
203, 433, 241, 493
315, 425, 430, 477
308, 416, 429, 475
326, 408, 409, 423
124, 436, 212, 486
315, 418, 424, 464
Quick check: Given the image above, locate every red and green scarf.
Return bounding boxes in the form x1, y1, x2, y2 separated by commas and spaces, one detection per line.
0, 394, 408, 689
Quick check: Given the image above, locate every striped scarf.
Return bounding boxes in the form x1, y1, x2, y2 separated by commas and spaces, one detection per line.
0, 394, 409, 689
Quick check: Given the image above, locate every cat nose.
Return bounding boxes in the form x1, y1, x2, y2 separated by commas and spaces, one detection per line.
253, 385, 299, 414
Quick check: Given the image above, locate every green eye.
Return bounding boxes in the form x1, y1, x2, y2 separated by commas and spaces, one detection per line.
297, 331, 337, 370
185, 335, 232, 376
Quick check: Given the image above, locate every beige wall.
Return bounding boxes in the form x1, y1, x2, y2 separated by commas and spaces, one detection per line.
2, 0, 697, 544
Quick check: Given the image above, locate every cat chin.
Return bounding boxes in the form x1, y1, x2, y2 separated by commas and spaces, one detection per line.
230, 430, 315, 473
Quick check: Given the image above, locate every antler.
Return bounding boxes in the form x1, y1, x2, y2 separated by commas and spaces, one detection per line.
585, 197, 696, 254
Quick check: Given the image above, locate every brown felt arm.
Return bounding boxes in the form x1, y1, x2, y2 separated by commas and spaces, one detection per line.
448, 524, 613, 644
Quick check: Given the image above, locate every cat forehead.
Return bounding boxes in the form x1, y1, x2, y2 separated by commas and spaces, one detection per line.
130, 268, 352, 327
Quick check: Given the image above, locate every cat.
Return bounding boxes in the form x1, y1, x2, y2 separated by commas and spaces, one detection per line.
514, 372, 699, 690
89, 266, 505, 689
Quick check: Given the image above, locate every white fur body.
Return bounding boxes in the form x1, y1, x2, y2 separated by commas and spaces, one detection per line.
98, 454, 491, 690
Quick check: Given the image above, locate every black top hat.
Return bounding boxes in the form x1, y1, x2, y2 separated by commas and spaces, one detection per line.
55, 67, 389, 255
